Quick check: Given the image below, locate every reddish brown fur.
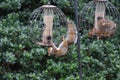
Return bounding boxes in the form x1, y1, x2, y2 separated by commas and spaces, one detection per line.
88, 18, 116, 39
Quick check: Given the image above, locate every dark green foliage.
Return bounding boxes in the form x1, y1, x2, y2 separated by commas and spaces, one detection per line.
0, 0, 120, 80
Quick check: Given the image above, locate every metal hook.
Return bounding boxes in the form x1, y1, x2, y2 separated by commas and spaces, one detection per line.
47, 1, 51, 5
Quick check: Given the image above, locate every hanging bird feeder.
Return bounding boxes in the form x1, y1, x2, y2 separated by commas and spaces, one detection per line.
79, 0, 120, 39
28, 4, 67, 46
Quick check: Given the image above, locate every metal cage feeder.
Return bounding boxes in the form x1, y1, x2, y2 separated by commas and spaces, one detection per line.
28, 4, 67, 46
79, 0, 120, 39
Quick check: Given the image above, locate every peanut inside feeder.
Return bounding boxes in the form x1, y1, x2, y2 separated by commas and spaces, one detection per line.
42, 15, 54, 45
94, 1, 105, 29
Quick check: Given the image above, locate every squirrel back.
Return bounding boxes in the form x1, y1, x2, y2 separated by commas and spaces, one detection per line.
88, 18, 116, 39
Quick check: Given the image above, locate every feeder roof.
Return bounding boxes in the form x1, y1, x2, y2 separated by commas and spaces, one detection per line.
94, 0, 107, 1
41, 5, 56, 8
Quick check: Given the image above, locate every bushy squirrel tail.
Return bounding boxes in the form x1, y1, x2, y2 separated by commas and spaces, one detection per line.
66, 20, 78, 45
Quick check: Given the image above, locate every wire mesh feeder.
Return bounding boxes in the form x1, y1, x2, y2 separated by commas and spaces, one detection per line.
79, 0, 120, 39
28, 4, 67, 46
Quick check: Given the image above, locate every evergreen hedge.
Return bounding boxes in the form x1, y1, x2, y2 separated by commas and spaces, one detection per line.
0, 0, 120, 80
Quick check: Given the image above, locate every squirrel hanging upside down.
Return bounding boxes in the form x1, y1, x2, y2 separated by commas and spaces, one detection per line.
48, 20, 78, 57
48, 36, 68, 57
88, 17, 116, 39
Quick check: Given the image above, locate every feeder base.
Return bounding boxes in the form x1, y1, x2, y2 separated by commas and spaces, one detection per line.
35, 42, 52, 46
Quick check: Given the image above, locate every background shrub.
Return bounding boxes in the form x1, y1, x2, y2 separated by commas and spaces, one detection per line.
0, 0, 120, 80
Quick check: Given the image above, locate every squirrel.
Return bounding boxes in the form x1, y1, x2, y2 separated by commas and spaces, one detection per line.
48, 36, 68, 57
88, 17, 116, 39
48, 20, 78, 57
